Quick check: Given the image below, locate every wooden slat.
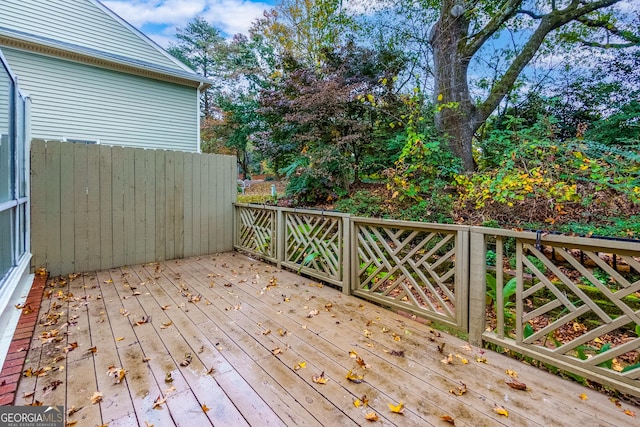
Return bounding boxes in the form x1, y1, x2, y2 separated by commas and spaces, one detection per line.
123, 147, 136, 266
59, 142, 75, 275
111, 146, 125, 269
99, 145, 113, 270
154, 150, 166, 262
164, 150, 175, 260
183, 152, 194, 257
174, 152, 184, 259
86, 144, 101, 272
134, 148, 146, 265
207, 155, 218, 253
30, 140, 47, 270
73, 143, 89, 273
144, 149, 156, 262
200, 154, 208, 255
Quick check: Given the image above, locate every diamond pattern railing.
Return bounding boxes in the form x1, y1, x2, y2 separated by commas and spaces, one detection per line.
235, 206, 276, 261
282, 211, 343, 285
352, 220, 467, 329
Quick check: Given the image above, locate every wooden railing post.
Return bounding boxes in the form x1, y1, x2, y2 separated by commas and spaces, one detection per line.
276, 207, 284, 268
468, 228, 487, 347
341, 216, 351, 295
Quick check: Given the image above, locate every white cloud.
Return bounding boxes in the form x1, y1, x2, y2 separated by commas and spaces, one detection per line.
102, 0, 272, 44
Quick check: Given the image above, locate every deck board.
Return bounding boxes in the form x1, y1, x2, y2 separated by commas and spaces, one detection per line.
13, 253, 639, 426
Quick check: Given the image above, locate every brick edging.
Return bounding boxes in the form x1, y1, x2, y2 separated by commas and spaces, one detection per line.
0, 273, 47, 405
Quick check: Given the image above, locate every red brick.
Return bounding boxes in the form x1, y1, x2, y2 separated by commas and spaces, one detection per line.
0, 365, 23, 376
0, 393, 15, 405
0, 382, 17, 395
8, 338, 30, 349
2, 357, 25, 370
0, 372, 20, 385
13, 325, 35, 336
19, 313, 38, 323
4, 351, 25, 362
11, 331, 34, 341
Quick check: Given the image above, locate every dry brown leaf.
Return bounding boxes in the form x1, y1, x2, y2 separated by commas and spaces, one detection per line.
307, 309, 319, 318
206, 367, 215, 375
153, 395, 166, 409
506, 379, 527, 391
312, 371, 328, 384
440, 414, 455, 425
160, 321, 172, 329
67, 406, 82, 416
66, 421, 78, 426
165, 372, 173, 383
390, 350, 404, 357
262, 329, 271, 335
278, 329, 287, 336
116, 337, 124, 342
441, 353, 454, 365
161, 305, 171, 310
134, 316, 151, 326
272, 347, 282, 356
364, 412, 378, 421
294, 362, 306, 370
624, 409, 636, 417
346, 369, 364, 383
349, 350, 358, 358
202, 404, 210, 412
505, 369, 518, 378
449, 382, 467, 396
107, 366, 127, 384
579, 393, 588, 401
180, 353, 192, 367
86, 346, 98, 354
23, 391, 35, 399
356, 356, 367, 368
90, 391, 103, 404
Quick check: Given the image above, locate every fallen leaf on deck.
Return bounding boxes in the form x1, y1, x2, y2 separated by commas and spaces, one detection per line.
161, 305, 171, 310
392, 333, 401, 342
579, 393, 588, 401
390, 350, 405, 357
388, 402, 404, 414
440, 414, 455, 424
67, 406, 82, 416
475, 355, 487, 363
454, 354, 468, 364
312, 371, 328, 384
294, 362, 307, 370
278, 329, 287, 336
441, 353, 454, 365
206, 367, 215, 375
356, 356, 368, 368
202, 404, 210, 412
363, 329, 372, 338
90, 392, 103, 404
160, 321, 172, 329
494, 405, 508, 417
437, 343, 446, 353
353, 394, 369, 407
180, 353, 192, 367
346, 369, 364, 383
64, 342, 78, 353
364, 412, 378, 421
27, 401, 43, 406
135, 316, 151, 326
307, 309, 319, 318
165, 385, 176, 394
153, 395, 166, 409
505, 369, 518, 378
66, 421, 78, 426
165, 372, 174, 383
272, 347, 282, 356
119, 308, 129, 317
449, 382, 467, 396
116, 337, 124, 341
262, 329, 271, 335
107, 366, 127, 384
349, 350, 358, 358
23, 391, 35, 398
506, 379, 527, 391
86, 346, 97, 354
624, 409, 636, 417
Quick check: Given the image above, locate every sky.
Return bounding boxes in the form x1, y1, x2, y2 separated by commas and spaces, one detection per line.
102, 0, 277, 48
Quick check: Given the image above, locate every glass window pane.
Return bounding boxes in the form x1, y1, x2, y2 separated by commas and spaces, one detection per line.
18, 202, 26, 257
0, 209, 13, 283
0, 66, 12, 203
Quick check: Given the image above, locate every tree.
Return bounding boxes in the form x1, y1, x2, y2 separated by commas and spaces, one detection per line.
428, 0, 639, 171
168, 17, 225, 117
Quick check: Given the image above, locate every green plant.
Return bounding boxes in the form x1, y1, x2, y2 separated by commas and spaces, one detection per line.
486, 250, 497, 266
486, 273, 517, 326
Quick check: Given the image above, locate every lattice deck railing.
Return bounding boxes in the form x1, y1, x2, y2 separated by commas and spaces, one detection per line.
234, 204, 640, 397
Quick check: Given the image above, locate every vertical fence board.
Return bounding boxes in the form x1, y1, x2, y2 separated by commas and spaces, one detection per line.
164, 150, 175, 260
207, 155, 218, 253
86, 144, 101, 272
183, 152, 194, 257
214, 156, 225, 253
111, 146, 125, 269
145, 150, 156, 262
30, 140, 46, 271
134, 149, 146, 265
99, 145, 113, 270
154, 150, 166, 261
123, 146, 136, 266
73, 143, 89, 273
200, 154, 208, 255
59, 143, 75, 274
174, 152, 184, 259
44, 142, 61, 275
223, 156, 234, 251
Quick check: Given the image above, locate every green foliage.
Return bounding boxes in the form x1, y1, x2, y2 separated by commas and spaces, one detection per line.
334, 190, 389, 218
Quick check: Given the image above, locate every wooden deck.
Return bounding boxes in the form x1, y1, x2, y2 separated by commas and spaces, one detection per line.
14, 253, 639, 426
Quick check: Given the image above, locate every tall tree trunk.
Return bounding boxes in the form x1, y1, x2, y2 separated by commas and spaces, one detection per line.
430, 1, 480, 172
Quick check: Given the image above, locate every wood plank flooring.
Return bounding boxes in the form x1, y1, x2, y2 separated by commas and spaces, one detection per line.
14, 253, 639, 426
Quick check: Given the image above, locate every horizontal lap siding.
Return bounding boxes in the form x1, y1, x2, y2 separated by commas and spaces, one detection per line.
0, 0, 183, 70
2, 49, 198, 152
30, 141, 236, 276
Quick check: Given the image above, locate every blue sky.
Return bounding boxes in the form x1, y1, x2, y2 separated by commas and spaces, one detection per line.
102, 0, 277, 47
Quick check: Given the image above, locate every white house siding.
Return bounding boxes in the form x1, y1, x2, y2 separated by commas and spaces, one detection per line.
3, 48, 198, 151
0, 0, 184, 72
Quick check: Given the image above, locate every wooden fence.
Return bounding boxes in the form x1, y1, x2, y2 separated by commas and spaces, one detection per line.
235, 203, 640, 398
31, 140, 236, 276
